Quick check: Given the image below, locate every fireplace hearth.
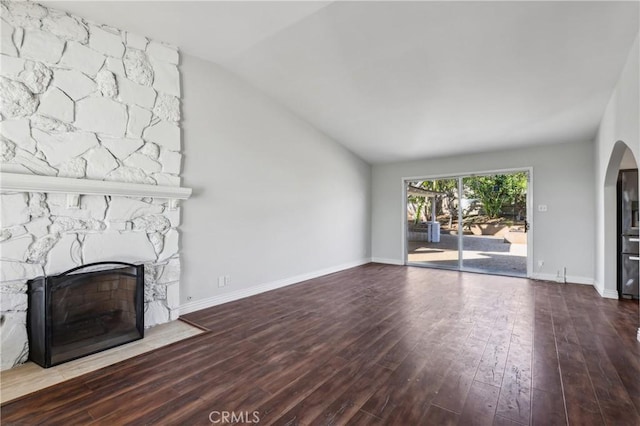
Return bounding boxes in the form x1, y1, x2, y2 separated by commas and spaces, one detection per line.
28, 262, 144, 368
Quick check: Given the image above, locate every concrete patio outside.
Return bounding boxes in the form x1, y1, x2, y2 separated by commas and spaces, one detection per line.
408, 233, 527, 276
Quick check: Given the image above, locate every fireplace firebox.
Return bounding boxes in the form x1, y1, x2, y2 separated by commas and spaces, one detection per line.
27, 262, 144, 368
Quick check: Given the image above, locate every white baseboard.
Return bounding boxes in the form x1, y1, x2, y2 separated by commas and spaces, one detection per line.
530, 273, 595, 286
179, 258, 371, 315
371, 257, 404, 266
601, 290, 619, 299
593, 282, 620, 299
530, 273, 563, 282
566, 276, 595, 285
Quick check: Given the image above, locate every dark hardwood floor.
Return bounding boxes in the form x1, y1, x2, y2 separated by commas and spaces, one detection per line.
2, 264, 639, 425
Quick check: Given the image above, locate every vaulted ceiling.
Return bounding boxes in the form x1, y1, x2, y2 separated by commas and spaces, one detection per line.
47, 1, 639, 163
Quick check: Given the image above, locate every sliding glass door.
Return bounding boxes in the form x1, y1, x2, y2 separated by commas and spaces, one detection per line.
406, 178, 459, 268
405, 171, 529, 277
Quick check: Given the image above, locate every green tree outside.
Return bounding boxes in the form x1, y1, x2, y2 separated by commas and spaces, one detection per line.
464, 173, 527, 218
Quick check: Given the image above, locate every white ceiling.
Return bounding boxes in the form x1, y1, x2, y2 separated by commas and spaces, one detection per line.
46, 1, 639, 164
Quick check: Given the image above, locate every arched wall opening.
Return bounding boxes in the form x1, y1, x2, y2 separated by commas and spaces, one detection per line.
603, 141, 638, 296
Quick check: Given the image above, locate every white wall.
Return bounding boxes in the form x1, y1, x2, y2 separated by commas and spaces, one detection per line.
371, 141, 595, 282
620, 147, 638, 170
594, 34, 639, 298
179, 54, 371, 309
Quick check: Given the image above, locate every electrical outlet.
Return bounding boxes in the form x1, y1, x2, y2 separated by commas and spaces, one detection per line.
218, 276, 225, 288
224, 275, 230, 286
538, 204, 548, 212
537, 260, 544, 269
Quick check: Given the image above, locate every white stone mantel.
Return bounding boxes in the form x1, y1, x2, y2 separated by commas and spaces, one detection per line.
0, 172, 192, 208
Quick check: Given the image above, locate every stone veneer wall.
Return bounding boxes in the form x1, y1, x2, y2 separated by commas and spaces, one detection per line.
0, 1, 183, 370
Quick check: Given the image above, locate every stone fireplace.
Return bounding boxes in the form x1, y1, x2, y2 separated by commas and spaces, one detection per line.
0, 1, 186, 370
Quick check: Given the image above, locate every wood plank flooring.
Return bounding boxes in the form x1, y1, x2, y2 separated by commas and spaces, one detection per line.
2, 263, 639, 425
0, 320, 203, 404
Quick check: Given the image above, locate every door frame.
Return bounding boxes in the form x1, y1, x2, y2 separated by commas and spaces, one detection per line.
402, 166, 534, 278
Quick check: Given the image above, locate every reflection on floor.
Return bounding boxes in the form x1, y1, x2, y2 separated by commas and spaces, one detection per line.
0, 320, 203, 404
408, 233, 527, 276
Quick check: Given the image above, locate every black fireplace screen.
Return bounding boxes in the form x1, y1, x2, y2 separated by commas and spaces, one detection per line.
28, 262, 144, 368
